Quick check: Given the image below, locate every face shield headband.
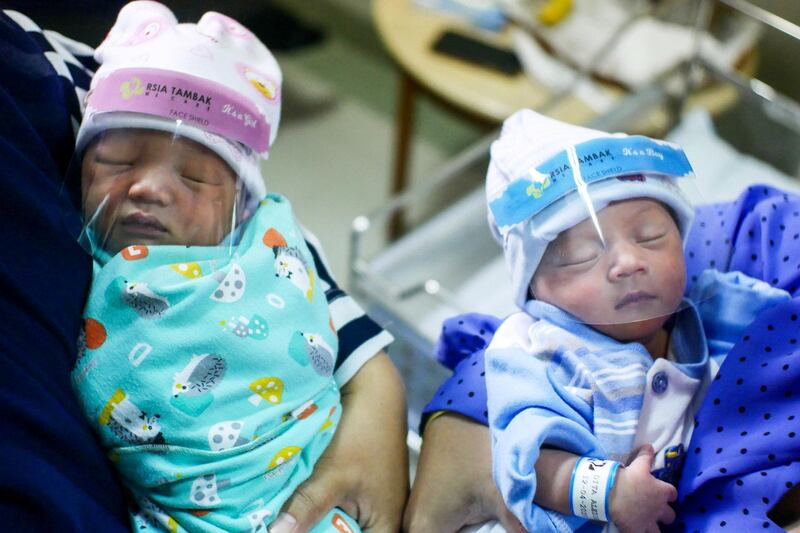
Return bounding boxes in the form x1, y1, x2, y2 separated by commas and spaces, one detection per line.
489, 135, 695, 231
85, 67, 272, 154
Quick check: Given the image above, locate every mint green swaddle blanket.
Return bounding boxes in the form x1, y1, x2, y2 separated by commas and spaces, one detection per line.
72, 194, 359, 533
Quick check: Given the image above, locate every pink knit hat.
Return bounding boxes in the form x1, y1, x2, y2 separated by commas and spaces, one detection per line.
75, 1, 282, 203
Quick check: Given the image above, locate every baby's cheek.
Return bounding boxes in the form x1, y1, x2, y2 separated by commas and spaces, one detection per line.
91, 198, 117, 235
666, 263, 687, 304
181, 214, 229, 246
561, 281, 609, 322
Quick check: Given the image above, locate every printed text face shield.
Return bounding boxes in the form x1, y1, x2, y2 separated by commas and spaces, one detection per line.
71, 120, 249, 262
489, 135, 714, 331
530, 188, 693, 333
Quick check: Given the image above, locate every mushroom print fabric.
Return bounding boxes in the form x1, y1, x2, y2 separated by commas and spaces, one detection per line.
424, 185, 800, 530
72, 194, 347, 532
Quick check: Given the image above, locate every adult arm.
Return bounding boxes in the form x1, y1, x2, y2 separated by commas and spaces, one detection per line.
406, 417, 675, 533
405, 413, 524, 533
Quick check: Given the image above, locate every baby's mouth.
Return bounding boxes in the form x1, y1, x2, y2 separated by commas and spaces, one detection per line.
614, 291, 657, 310
120, 212, 168, 235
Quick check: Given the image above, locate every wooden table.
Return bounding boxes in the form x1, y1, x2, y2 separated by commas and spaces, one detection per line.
373, 0, 752, 237
373, 0, 625, 236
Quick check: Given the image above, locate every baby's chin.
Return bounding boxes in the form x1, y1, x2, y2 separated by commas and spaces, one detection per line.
103, 236, 162, 255
99, 233, 173, 256
591, 314, 670, 344
101, 232, 225, 255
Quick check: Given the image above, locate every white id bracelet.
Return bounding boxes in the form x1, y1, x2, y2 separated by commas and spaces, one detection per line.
569, 456, 621, 522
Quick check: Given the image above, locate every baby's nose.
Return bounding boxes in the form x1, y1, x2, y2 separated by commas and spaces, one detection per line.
127, 166, 175, 203
608, 245, 648, 280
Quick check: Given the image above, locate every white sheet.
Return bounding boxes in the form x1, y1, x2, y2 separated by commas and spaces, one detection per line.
667, 108, 800, 202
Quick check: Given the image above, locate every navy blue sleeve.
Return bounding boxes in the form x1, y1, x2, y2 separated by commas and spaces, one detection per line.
0, 11, 127, 531
671, 187, 800, 530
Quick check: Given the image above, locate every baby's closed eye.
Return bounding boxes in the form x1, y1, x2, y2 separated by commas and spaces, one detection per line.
557, 251, 599, 267
95, 156, 133, 171
553, 241, 603, 267
637, 233, 666, 243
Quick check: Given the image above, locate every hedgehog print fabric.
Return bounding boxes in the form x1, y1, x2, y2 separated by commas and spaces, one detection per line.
72, 195, 344, 532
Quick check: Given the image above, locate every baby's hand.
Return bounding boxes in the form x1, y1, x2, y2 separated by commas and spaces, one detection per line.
608, 445, 677, 533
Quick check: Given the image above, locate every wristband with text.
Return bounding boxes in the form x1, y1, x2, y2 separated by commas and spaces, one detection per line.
569, 456, 621, 522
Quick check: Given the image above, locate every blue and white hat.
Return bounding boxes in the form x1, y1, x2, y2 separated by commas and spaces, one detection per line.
486, 109, 696, 308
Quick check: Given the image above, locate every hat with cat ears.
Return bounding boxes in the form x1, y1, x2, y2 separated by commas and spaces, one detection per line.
76, 1, 283, 202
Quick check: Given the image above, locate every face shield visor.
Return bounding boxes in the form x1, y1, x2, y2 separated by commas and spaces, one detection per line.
490, 135, 714, 338
64, 115, 256, 264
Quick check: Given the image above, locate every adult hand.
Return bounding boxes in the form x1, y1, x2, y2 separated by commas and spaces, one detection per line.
270, 353, 408, 533
404, 413, 526, 533
609, 445, 677, 533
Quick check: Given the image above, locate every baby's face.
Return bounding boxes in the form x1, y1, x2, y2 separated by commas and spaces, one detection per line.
81, 129, 237, 254
531, 198, 686, 344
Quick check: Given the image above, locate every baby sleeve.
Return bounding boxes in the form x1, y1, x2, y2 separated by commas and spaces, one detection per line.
486, 319, 604, 533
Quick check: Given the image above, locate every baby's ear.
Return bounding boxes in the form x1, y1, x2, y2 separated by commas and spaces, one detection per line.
95, 1, 177, 63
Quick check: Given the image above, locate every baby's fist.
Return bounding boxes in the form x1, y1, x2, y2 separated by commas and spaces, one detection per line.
609, 445, 677, 533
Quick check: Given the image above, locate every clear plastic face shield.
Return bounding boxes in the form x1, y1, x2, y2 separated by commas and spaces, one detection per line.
490, 135, 713, 342
64, 117, 250, 263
